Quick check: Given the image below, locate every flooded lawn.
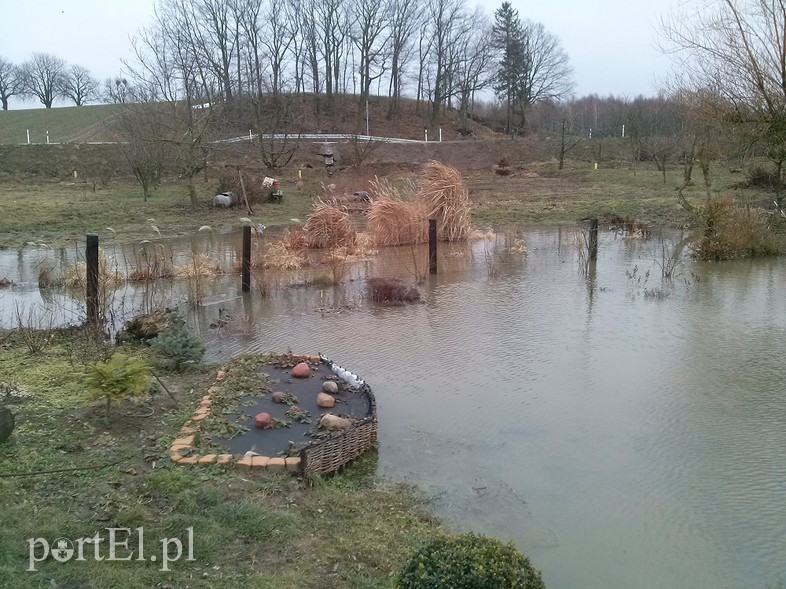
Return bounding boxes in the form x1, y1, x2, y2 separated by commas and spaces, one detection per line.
3, 226, 786, 588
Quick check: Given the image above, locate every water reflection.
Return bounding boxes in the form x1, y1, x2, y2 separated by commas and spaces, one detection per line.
2, 227, 786, 588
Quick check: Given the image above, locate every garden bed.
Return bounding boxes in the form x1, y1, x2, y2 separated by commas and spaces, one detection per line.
170, 353, 377, 477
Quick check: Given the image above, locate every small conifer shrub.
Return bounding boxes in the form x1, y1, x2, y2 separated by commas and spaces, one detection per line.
149, 308, 206, 370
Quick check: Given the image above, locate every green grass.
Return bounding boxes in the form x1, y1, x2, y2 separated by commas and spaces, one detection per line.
0, 332, 442, 589
0, 104, 124, 145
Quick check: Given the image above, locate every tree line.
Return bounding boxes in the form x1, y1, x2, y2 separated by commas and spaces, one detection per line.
0, 0, 574, 133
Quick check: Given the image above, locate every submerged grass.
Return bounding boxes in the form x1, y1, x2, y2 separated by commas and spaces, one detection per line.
0, 331, 442, 589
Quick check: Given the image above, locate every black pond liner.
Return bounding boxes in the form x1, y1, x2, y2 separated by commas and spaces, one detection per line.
212, 359, 377, 476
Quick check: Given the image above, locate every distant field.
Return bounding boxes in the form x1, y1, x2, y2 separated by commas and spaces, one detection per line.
0, 104, 124, 145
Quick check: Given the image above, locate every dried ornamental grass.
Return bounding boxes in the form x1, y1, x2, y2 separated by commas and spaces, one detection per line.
367, 196, 428, 246
264, 242, 307, 269
175, 253, 220, 278
421, 160, 472, 242
64, 250, 125, 289
304, 200, 357, 249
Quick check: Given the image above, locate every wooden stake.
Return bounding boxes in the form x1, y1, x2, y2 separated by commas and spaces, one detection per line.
238, 168, 253, 214
242, 225, 251, 292
429, 219, 437, 274
86, 234, 100, 327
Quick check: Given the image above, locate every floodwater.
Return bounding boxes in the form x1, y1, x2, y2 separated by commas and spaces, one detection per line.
2, 227, 786, 589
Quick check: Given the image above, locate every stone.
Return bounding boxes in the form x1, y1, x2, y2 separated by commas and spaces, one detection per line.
198, 454, 217, 464
267, 457, 286, 472
320, 414, 351, 431
216, 454, 234, 465
291, 362, 311, 378
215, 370, 227, 383
271, 391, 286, 403
317, 392, 336, 408
177, 456, 200, 465
0, 408, 15, 444
285, 456, 302, 472
322, 381, 339, 394
255, 412, 271, 429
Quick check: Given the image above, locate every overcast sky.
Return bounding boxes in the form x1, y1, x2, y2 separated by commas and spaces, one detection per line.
0, 0, 679, 110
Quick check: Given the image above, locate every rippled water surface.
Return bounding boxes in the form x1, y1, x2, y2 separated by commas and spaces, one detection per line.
3, 227, 786, 588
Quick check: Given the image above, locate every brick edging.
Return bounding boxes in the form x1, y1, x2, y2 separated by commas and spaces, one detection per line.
169, 365, 307, 473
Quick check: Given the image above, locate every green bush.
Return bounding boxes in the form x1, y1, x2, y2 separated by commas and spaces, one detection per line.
149, 308, 205, 370
397, 533, 545, 589
84, 352, 150, 424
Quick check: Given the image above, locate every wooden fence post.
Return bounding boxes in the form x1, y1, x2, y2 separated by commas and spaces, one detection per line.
242, 225, 251, 292
589, 218, 599, 261
429, 219, 437, 274
86, 234, 100, 326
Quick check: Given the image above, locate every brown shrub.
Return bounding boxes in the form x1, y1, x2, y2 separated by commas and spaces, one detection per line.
693, 197, 783, 260
368, 277, 421, 304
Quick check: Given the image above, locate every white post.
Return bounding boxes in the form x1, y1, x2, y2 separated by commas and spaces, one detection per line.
365, 100, 369, 136
439, 128, 442, 142
249, 129, 252, 141
622, 124, 625, 138
589, 128, 592, 139
425, 129, 428, 142
26, 129, 30, 144
46, 131, 50, 144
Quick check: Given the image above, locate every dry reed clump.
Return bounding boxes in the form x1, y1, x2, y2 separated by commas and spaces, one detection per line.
367, 176, 427, 246
131, 242, 175, 281
264, 242, 307, 269
64, 250, 124, 289
304, 199, 357, 249
470, 229, 496, 241
37, 257, 62, 288
367, 196, 428, 246
692, 198, 783, 260
353, 231, 378, 257
175, 253, 220, 278
420, 161, 472, 242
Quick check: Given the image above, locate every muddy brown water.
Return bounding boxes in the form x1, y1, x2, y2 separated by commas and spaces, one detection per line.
2, 226, 786, 588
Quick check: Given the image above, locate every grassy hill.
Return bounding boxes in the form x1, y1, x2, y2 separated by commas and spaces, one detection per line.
0, 104, 125, 145
0, 96, 498, 145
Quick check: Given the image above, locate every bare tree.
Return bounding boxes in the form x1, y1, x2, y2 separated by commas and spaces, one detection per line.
387, 0, 423, 116
260, 0, 297, 95
425, 0, 465, 129
660, 0, 786, 184
126, 19, 218, 205
20, 53, 67, 108
60, 65, 98, 106
104, 77, 134, 103
451, 9, 493, 128
0, 57, 22, 110
352, 0, 391, 103
514, 21, 573, 132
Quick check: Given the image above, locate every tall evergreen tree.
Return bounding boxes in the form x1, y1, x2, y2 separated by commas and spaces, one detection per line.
491, 2, 524, 134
